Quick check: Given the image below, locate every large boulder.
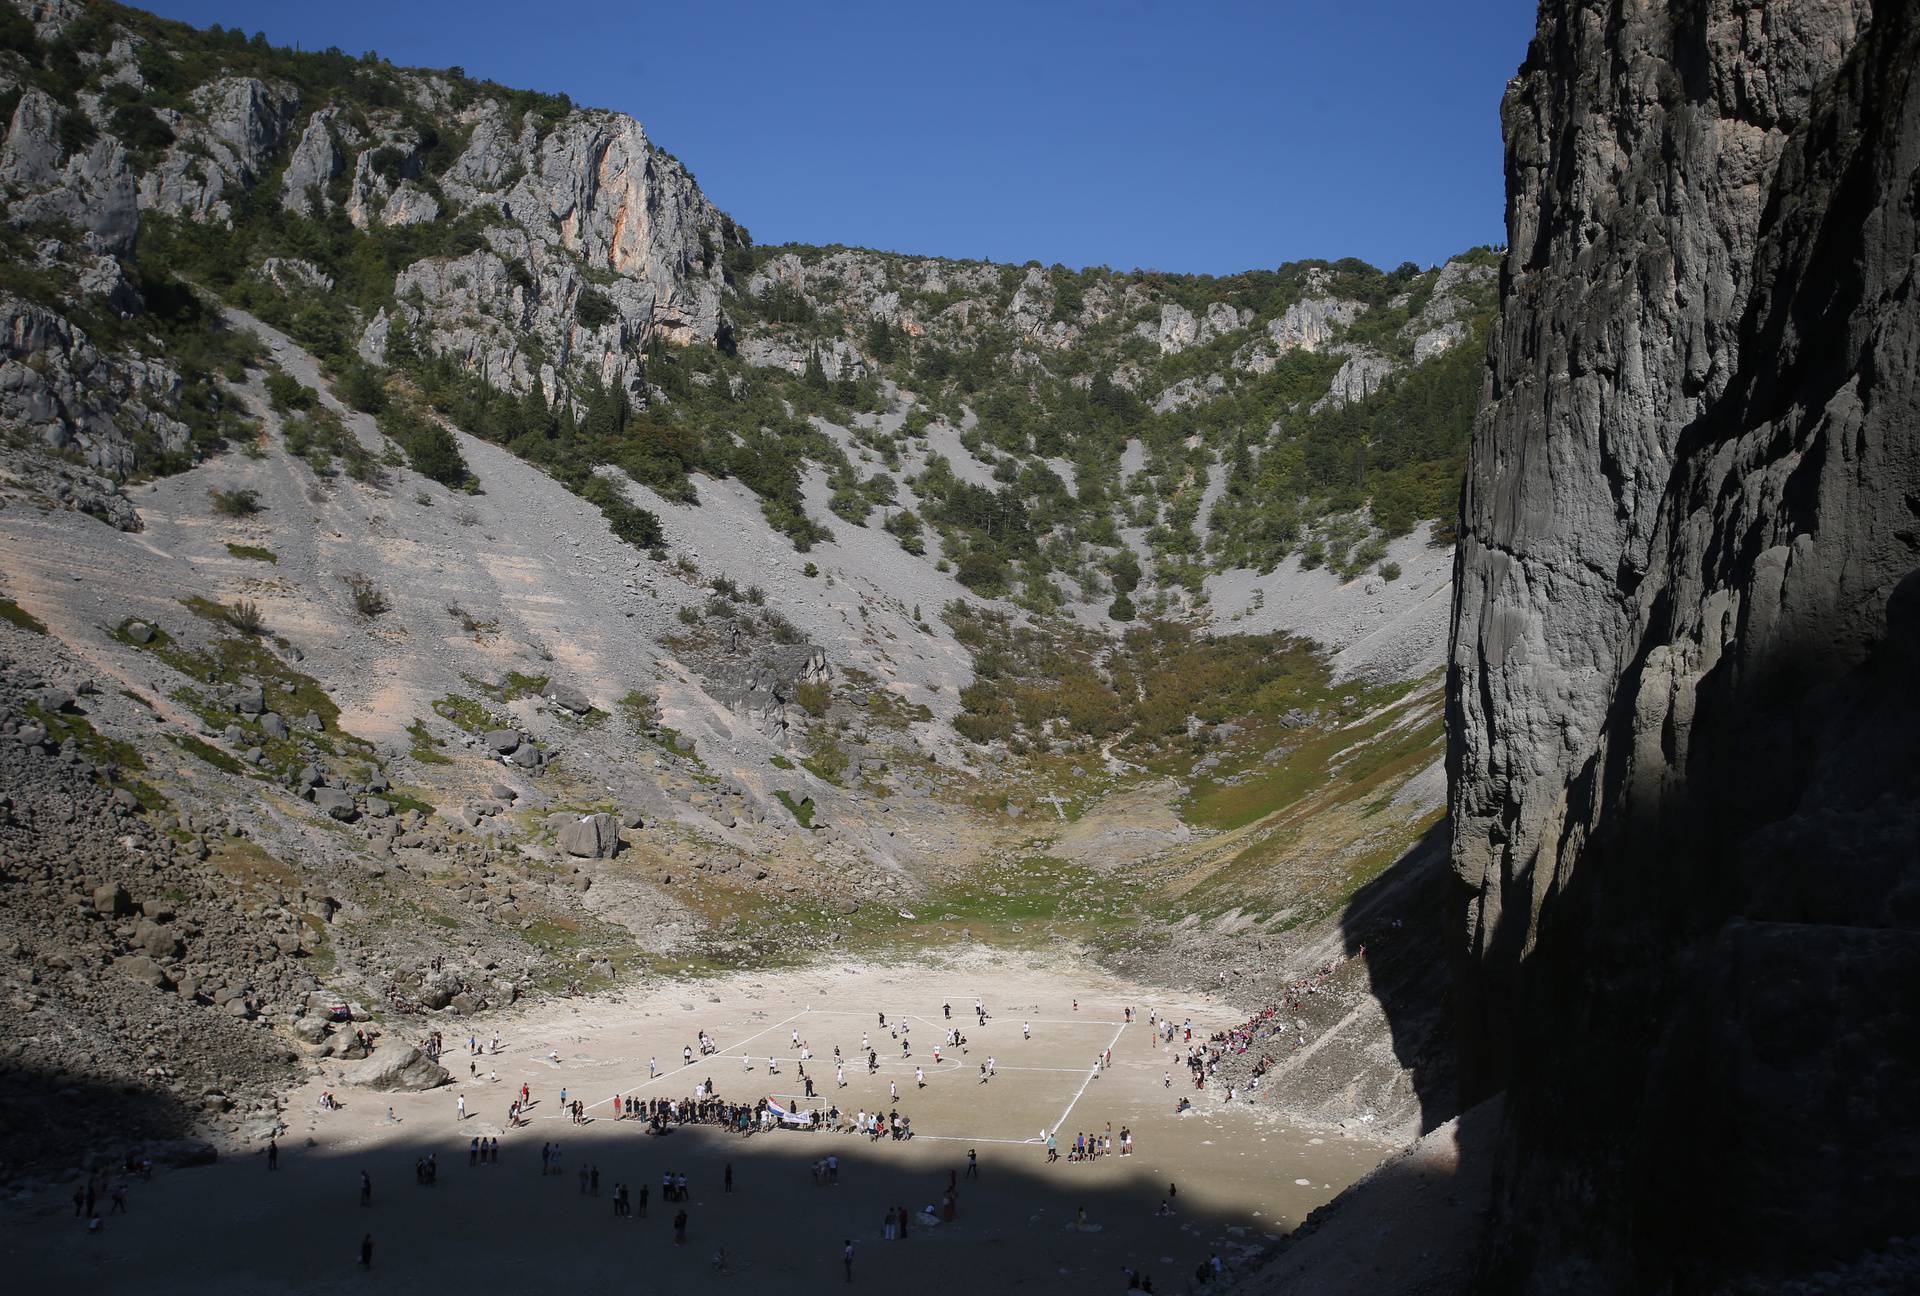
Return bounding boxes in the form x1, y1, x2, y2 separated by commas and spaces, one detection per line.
92, 881, 133, 915
557, 812, 620, 859
549, 684, 593, 715
311, 788, 358, 822
112, 954, 171, 990
134, 918, 181, 959
484, 729, 521, 755
348, 1046, 450, 1092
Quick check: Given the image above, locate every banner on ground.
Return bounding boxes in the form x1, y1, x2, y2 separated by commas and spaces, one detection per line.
765, 1098, 811, 1126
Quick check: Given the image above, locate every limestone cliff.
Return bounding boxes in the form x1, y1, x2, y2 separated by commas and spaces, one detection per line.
0, 0, 738, 455
1449, 0, 1918, 1287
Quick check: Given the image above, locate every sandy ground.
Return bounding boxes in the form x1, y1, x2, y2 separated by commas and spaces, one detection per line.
3, 948, 1393, 1294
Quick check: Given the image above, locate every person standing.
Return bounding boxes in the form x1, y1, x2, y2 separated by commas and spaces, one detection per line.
457, 1093, 466, 1122
673, 1208, 688, 1245
843, 1238, 855, 1282
267, 1139, 278, 1170
358, 1233, 373, 1269
724, 1163, 733, 1194
359, 1170, 372, 1207
965, 1148, 978, 1178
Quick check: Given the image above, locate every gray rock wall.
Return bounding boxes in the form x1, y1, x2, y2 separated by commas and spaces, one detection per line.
1448, 0, 1918, 1287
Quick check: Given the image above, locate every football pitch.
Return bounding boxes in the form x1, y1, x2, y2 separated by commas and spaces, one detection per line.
570, 1001, 1133, 1144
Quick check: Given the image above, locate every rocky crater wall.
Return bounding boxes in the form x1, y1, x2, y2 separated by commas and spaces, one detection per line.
1448, 0, 1918, 1288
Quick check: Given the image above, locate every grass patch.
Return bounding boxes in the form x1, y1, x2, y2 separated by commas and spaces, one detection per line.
1181, 684, 1433, 831
651, 725, 709, 774
494, 671, 550, 702
168, 731, 248, 775
431, 693, 498, 734
774, 790, 815, 828
0, 596, 46, 634
407, 717, 454, 764
381, 788, 435, 816
769, 754, 794, 769
24, 702, 168, 813
225, 543, 278, 563
617, 689, 660, 730
120, 614, 347, 780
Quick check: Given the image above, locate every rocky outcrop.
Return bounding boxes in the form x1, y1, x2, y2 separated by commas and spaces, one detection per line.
1145, 300, 1246, 354
137, 76, 298, 223
1448, 1, 1915, 1289
498, 110, 728, 343
0, 90, 139, 253
1403, 258, 1493, 362
1312, 348, 1392, 411
0, 292, 191, 477
279, 108, 342, 215
365, 106, 736, 398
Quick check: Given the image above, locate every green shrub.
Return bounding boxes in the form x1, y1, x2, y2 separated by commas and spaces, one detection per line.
379, 407, 471, 489
225, 599, 265, 634
794, 681, 831, 718
209, 488, 262, 517
336, 362, 389, 414
346, 573, 389, 618
575, 287, 616, 328
580, 474, 664, 549
264, 369, 315, 413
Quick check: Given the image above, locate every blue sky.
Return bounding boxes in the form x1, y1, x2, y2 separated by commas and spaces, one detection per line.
138, 1, 1538, 275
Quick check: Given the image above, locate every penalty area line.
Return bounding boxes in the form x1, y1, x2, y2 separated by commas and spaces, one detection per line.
1047, 1018, 1128, 1137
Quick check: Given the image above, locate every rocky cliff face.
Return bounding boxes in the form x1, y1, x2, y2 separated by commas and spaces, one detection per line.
1449, 0, 1917, 1288
0, 0, 737, 454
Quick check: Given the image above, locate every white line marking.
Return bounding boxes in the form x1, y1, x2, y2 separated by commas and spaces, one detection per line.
563, 1007, 811, 1117
801, 1010, 1123, 1027
1047, 1019, 1128, 1136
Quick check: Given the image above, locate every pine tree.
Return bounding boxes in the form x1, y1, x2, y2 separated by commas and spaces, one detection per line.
803, 345, 829, 391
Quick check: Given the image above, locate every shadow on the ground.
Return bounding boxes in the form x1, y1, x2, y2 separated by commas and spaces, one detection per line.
10, 1105, 1288, 1294
1339, 818, 1456, 1136
0, 1060, 207, 1181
